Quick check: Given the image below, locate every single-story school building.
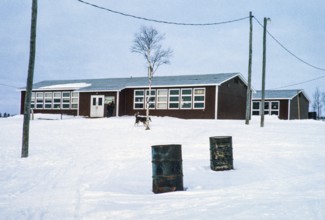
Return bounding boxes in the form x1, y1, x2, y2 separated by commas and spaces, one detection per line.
252, 89, 310, 120
20, 73, 249, 119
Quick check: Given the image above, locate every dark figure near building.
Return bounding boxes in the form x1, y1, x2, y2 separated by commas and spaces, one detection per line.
107, 101, 115, 117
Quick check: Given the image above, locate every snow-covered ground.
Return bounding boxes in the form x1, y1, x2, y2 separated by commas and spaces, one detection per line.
1, 115, 325, 220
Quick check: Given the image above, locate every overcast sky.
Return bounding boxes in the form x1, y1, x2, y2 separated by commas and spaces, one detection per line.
1, 0, 325, 114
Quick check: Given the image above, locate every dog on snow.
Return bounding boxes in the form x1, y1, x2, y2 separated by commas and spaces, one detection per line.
134, 112, 151, 126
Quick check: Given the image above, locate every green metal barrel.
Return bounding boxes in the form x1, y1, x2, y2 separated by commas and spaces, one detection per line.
151, 144, 184, 193
210, 136, 234, 171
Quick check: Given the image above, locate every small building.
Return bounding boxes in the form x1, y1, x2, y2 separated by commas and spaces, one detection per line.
252, 89, 309, 120
20, 73, 249, 119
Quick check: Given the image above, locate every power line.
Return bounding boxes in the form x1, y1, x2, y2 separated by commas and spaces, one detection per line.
254, 17, 325, 72
77, 0, 249, 26
0, 83, 19, 89
74, 1, 325, 90
272, 75, 325, 89
254, 17, 325, 89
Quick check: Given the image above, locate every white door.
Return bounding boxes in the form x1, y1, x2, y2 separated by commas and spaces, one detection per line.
90, 95, 104, 117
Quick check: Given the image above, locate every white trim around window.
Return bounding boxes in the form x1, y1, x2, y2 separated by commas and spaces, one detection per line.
133, 87, 207, 111
62, 92, 71, 109
53, 92, 61, 109
30, 91, 78, 110
134, 90, 145, 109
71, 92, 79, 109
36, 92, 44, 109
145, 89, 156, 109
193, 88, 205, 109
44, 92, 53, 109
270, 101, 280, 116
168, 89, 180, 109
180, 88, 192, 109
252, 101, 260, 116
252, 100, 280, 116
31, 92, 36, 109
156, 89, 168, 109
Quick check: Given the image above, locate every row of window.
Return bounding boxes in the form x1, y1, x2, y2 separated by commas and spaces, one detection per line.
30, 92, 79, 109
134, 88, 206, 110
252, 101, 279, 116
30, 88, 205, 111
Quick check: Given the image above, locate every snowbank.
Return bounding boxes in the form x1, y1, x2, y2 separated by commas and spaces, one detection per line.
0, 116, 324, 219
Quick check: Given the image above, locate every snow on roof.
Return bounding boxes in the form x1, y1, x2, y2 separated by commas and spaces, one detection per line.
39, 83, 91, 90
27, 73, 245, 92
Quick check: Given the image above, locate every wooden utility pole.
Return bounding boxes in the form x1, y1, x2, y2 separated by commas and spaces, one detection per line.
245, 11, 253, 125
22, 0, 38, 158
297, 90, 301, 119
260, 17, 269, 127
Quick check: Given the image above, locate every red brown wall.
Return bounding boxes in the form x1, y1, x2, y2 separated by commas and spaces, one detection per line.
290, 94, 309, 119
217, 76, 247, 119
79, 92, 117, 117
279, 100, 289, 120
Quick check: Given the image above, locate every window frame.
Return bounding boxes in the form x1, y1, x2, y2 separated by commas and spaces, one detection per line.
180, 88, 192, 109
264, 102, 270, 115
133, 87, 207, 111
134, 90, 145, 109
36, 92, 44, 109
71, 92, 79, 109
53, 92, 61, 109
44, 92, 53, 109
145, 89, 156, 109
252, 100, 280, 116
30, 92, 36, 109
193, 88, 205, 109
270, 101, 280, 116
168, 89, 180, 109
61, 92, 71, 109
156, 89, 168, 109
252, 101, 260, 116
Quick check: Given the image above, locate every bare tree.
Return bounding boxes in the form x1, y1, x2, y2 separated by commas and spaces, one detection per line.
131, 26, 172, 130
22, 0, 38, 158
312, 88, 322, 120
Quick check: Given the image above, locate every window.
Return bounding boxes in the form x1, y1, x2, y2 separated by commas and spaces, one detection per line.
264, 102, 269, 115
62, 92, 70, 109
145, 89, 156, 109
133, 87, 207, 111
169, 89, 180, 109
252, 101, 260, 116
71, 92, 79, 109
252, 101, 280, 116
36, 92, 44, 109
29, 91, 78, 110
134, 90, 144, 109
181, 88, 192, 109
92, 97, 97, 105
44, 92, 52, 109
98, 97, 103, 106
193, 88, 205, 109
156, 89, 167, 109
53, 92, 61, 109
30, 92, 35, 109
270, 101, 279, 115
